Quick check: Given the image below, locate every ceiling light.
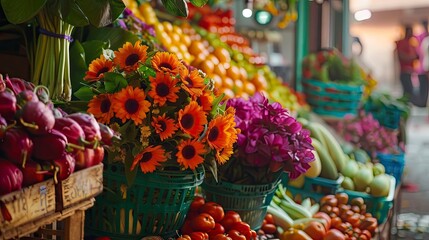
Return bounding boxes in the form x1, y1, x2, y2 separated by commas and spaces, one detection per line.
354, 9, 372, 21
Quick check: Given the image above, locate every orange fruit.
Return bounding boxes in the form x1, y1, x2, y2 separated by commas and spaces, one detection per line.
303, 221, 326, 240
239, 67, 248, 81
243, 82, 256, 95
207, 54, 220, 65
323, 229, 346, 240
181, 35, 192, 47
226, 65, 240, 80
211, 74, 223, 88
222, 77, 234, 89
213, 62, 227, 77
171, 33, 181, 43
222, 88, 235, 100
213, 47, 231, 63
162, 21, 173, 33
251, 73, 268, 91
233, 79, 244, 94
198, 60, 214, 76
238, 92, 249, 99
188, 40, 206, 56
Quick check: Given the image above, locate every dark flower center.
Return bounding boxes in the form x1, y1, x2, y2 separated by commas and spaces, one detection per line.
156, 83, 170, 97
100, 99, 111, 113
159, 120, 167, 132
159, 62, 173, 70
181, 114, 194, 129
182, 145, 196, 159
208, 126, 219, 142
141, 152, 152, 162
125, 99, 139, 114
186, 77, 194, 87
125, 53, 140, 66
96, 67, 110, 77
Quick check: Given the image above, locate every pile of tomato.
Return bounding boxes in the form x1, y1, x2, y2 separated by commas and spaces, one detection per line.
312, 193, 378, 240
179, 196, 257, 240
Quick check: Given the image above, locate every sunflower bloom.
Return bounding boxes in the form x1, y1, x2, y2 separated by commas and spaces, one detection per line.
182, 69, 206, 97
194, 90, 213, 112
131, 145, 167, 173
112, 86, 150, 125
151, 51, 183, 75
114, 41, 148, 72
216, 145, 234, 165
88, 94, 114, 124
176, 139, 206, 170
206, 115, 232, 151
148, 72, 180, 106
178, 101, 207, 137
84, 55, 114, 82
152, 114, 178, 141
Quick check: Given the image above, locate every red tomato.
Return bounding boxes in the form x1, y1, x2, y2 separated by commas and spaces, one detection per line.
189, 232, 209, 240
227, 229, 246, 240
199, 202, 225, 222
231, 222, 252, 239
208, 223, 225, 237
220, 211, 241, 231
181, 219, 194, 235
250, 230, 257, 239
190, 213, 216, 232
264, 213, 275, 224
177, 235, 192, 240
190, 196, 205, 212
261, 223, 277, 234
211, 234, 232, 240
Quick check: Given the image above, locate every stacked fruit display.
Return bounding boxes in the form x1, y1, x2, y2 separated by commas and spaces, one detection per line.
268, 190, 378, 240
123, 1, 302, 112
180, 196, 257, 240
0, 75, 114, 196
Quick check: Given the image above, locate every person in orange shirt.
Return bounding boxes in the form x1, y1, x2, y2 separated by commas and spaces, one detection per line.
396, 25, 419, 105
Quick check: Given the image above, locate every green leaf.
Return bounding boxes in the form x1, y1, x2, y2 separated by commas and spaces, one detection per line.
69, 41, 87, 97
1, 0, 47, 24
76, 0, 125, 27
86, 26, 139, 50
61, 1, 89, 27
82, 40, 109, 64
161, 0, 188, 17
73, 86, 94, 101
210, 93, 225, 116
104, 72, 127, 92
190, 0, 207, 7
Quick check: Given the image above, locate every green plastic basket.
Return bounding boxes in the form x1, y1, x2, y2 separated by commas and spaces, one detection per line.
302, 79, 364, 118
201, 178, 280, 230
85, 164, 204, 239
339, 176, 396, 224
282, 174, 344, 202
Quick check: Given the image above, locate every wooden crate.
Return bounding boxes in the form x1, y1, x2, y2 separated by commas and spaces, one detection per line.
4, 198, 95, 240
0, 179, 56, 235
56, 164, 103, 210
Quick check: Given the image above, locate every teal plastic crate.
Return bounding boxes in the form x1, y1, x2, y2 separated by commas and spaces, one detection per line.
302, 79, 364, 118
282, 174, 344, 202
377, 151, 405, 185
339, 176, 396, 224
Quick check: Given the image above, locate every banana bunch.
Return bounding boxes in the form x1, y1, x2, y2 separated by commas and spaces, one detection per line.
267, 184, 321, 233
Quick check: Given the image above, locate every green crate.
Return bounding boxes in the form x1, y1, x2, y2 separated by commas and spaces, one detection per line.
201, 178, 280, 230
339, 176, 396, 224
282, 174, 344, 202
85, 164, 204, 239
303, 79, 364, 118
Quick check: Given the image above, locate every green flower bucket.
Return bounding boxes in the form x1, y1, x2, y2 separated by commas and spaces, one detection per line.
201, 178, 281, 230
85, 164, 204, 239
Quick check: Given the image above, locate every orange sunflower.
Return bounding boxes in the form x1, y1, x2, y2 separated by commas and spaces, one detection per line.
148, 72, 180, 106
112, 86, 150, 125
194, 89, 214, 112
151, 51, 183, 75
176, 139, 206, 170
178, 101, 207, 137
152, 114, 178, 141
181, 68, 206, 97
114, 41, 148, 72
206, 115, 233, 151
216, 145, 234, 165
87, 94, 114, 124
131, 145, 167, 173
84, 55, 114, 82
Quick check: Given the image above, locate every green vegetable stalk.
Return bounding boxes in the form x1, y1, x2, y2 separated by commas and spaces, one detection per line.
33, 7, 74, 101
